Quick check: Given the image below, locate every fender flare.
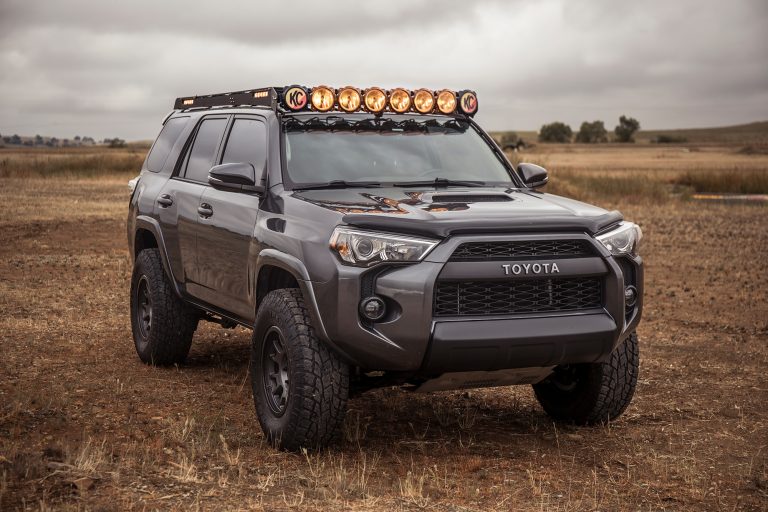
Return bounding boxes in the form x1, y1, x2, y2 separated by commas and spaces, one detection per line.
254, 249, 334, 350
133, 215, 183, 297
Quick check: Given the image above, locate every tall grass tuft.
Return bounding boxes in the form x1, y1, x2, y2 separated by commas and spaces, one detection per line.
674, 168, 768, 194
0, 148, 146, 178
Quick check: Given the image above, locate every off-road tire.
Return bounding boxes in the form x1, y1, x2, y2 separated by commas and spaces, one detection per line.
130, 248, 198, 365
533, 332, 639, 424
251, 288, 349, 451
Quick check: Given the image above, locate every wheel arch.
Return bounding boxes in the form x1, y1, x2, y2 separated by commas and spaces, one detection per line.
254, 249, 331, 345
132, 215, 182, 296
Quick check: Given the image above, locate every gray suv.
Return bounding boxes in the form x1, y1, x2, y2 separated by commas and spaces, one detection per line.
127, 85, 643, 450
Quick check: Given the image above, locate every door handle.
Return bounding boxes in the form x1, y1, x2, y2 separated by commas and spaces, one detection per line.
157, 194, 173, 207
197, 203, 213, 218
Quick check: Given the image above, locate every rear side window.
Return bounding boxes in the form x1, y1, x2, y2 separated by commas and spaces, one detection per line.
183, 118, 228, 182
146, 117, 188, 173
221, 118, 267, 168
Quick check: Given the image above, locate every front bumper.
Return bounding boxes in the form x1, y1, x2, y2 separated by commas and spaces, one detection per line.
309, 233, 643, 373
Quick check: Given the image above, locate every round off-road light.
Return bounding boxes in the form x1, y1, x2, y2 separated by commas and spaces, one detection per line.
359, 296, 386, 321
413, 89, 435, 113
458, 90, 478, 116
389, 88, 411, 113
310, 86, 335, 112
364, 87, 387, 113
337, 86, 361, 112
436, 89, 457, 114
283, 85, 308, 111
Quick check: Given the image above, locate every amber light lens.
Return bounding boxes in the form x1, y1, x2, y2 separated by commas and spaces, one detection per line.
364, 88, 387, 113
389, 88, 411, 113
436, 90, 457, 114
310, 86, 335, 112
338, 87, 361, 112
458, 90, 478, 115
413, 89, 434, 113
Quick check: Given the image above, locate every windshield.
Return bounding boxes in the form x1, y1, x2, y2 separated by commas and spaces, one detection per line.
282, 115, 514, 187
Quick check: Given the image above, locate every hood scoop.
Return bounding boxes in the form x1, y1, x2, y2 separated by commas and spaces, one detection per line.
431, 194, 513, 203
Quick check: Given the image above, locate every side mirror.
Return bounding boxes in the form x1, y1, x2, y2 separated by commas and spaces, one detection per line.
516, 162, 548, 188
208, 162, 265, 193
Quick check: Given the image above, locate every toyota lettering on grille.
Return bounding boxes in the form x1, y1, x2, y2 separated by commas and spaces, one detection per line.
502, 262, 560, 275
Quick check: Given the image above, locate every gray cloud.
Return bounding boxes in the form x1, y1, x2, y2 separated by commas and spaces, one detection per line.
0, 0, 766, 140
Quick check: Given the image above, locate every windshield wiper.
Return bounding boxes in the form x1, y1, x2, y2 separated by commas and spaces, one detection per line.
292, 180, 382, 191
393, 178, 487, 188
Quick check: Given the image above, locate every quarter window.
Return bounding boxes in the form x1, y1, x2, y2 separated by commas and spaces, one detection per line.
146, 117, 188, 173
183, 118, 228, 182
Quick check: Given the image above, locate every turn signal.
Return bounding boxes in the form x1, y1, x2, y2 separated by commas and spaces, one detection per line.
413, 89, 434, 113
310, 86, 335, 112
436, 90, 457, 114
389, 88, 411, 113
364, 87, 387, 113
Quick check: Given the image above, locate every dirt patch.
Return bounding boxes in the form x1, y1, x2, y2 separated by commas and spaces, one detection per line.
1, 175, 766, 511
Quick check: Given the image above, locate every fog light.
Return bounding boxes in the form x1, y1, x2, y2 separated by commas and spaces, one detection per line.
310, 86, 335, 112
338, 86, 361, 112
389, 88, 411, 113
624, 286, 638, 307
458, 90, 478, 115
436, 89, 457, 114
413, 89, 435, 113
364, 87, 387, 113
360, 296, 386, 321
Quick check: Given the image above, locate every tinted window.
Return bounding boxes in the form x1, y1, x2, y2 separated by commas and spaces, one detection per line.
283, 116, 511, 185
222, 119, 267, 168
184, 118, 228, 182
146, 117, 188, 173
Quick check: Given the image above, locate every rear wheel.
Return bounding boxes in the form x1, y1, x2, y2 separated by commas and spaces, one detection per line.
130, 248, 198, 365
533, 332, 639, 424
251, 288, 349, 451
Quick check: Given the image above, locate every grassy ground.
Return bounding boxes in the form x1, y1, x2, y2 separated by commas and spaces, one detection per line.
1, 143, 767, 511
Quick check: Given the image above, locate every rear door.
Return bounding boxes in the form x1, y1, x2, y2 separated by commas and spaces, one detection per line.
195, 116, 268, 320
157, 115, 229, 297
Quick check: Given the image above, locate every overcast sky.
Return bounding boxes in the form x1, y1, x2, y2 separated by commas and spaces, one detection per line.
1, 0, 766, 140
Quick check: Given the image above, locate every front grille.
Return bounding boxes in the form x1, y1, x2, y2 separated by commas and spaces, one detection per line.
450, 240, 593, 261
434, 277, 602, 317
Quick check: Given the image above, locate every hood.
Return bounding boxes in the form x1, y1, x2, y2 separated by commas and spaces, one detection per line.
291, 186, 622, 238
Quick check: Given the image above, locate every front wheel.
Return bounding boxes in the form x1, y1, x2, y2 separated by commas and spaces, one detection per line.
250, 288, 349, 451
533, 332, 639, 424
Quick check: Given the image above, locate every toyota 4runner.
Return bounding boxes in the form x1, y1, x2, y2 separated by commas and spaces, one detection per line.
127, 85, 643, 450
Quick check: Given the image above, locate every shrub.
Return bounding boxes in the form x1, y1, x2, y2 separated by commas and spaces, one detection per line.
615, 115, 640, 143
538, 122, 572, 143
575, 121, 608, 143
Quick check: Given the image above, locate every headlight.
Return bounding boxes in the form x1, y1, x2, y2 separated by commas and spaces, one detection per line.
329, 227, 438, 267
596, 222, 642, 256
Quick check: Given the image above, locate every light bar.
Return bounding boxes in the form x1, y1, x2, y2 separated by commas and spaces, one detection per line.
278, 86, 478, 116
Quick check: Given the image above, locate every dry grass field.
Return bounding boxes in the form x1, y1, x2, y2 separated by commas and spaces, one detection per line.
1, 140, 767, 511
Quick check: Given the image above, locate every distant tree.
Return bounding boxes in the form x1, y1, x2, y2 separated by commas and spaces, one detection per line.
74, 135, 81, 142
11, 134, 21, 145
34, 134, 44, 145
49, 137, 59, 147
538, 122, 573, 143
614, 115, 640, 143
108, 137, 127, 148
575, 120, 608, 143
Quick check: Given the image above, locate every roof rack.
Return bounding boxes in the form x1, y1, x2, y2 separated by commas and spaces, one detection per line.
174, 87, 280, 110
173, 85, 478, 117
